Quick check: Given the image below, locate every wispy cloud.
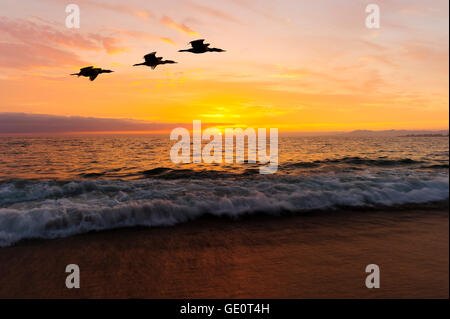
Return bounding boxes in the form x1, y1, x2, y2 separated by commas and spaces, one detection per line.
46, 0, 154, 20
359, 40, 388, 51
118, 29, 176, 45
0, 42, 85, 69
160, 37, 176, 45
230, 0, 290, 24
86, 0, 153, 20
0, 17, 126, 59
1, 17, 98, 51
88, 33, 127, 54
401, 40, 449, 64
161, 16, 199, 36
358, 55, 396, 66
188, 1, 242, 24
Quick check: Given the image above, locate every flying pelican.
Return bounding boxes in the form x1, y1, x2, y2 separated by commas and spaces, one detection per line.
70, 66, 114, 81
178, 39, 226, 54
133, 52, 177, 69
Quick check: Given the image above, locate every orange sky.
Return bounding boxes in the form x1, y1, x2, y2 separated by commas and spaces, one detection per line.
0, 0, 448, 133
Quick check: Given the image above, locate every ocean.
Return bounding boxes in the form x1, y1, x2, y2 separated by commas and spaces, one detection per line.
0, 135, 448, 247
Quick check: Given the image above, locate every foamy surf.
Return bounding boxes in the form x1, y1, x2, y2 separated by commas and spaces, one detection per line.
0, 171, 448, 247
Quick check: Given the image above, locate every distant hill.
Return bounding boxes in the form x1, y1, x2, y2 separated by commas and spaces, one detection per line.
340, 130, 449, 137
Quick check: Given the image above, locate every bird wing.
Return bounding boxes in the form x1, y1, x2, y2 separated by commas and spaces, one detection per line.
209, 48, 225, 52
161, 60, 177, 64
80, 66, 94, 72
89, 73, 99, 81
144, 52, 158, 63
190, 39, 205, 48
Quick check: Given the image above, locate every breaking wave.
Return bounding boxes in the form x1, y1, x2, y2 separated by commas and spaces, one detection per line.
0, 170, 448, 247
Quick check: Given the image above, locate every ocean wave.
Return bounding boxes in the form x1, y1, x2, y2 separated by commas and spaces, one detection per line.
73, 156, 446, 180
0, 171, 448, 247
285, 157, 425, 168
420, 164, 450, 169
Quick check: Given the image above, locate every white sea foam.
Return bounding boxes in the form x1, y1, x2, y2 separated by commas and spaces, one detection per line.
0, 171, 448, 247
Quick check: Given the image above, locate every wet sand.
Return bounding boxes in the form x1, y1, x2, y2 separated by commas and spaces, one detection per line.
0, 207, 448, 298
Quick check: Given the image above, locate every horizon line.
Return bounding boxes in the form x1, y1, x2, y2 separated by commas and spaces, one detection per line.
0, 112, 448, 135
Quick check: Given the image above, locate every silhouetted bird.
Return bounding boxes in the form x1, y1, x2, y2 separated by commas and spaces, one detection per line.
71, 66, 114, 81
179, 39, 226, 54
133, 52, 177, 69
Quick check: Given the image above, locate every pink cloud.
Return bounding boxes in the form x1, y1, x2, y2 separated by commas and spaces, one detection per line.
188, 2, 242, 24
0, 17, 125, 53
0, 17, 127, 69
161, 16, 199, 36
230, 0, 290, 24
0, 17, 100, 51
118, 30, 176, 45
0, 42, 85, 69
75, 0, 154, 20
44, 0, 154, 20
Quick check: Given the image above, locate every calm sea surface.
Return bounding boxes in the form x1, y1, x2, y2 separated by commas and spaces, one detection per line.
0, 135, 448, 180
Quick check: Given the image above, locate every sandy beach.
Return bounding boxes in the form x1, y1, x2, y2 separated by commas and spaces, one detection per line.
0, 206, 448, 299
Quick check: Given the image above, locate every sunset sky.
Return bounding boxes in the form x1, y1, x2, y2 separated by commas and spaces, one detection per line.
0, 0, 448, 133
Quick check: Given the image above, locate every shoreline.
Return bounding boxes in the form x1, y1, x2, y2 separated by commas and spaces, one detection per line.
0, 206, 448, 298
2, 200, 448, 249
